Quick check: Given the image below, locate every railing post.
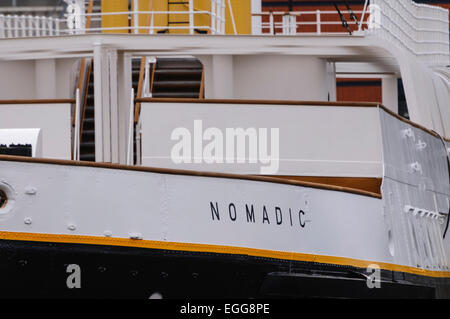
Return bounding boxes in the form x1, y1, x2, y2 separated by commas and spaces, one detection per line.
189, 0, 194, 35
0, 15, 4, 38
6, 16, 12, 38
73, 88, 81, 161
127, 88, 135, 165
13, 15, 19, 38
227, 0, 237, 35
316, 10, 321, 34
359, 0, 369, 32
133, 0, 139, 34
269, 11, 274, 35
34, 16, 40, 37
19, 15, 26, 37
26, 15, 32, 37
221, 0, 225, 34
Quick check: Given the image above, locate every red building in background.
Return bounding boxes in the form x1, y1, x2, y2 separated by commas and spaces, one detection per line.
261, 0, 450, 112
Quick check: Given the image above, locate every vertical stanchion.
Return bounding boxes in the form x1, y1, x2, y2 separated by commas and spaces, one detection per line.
73, 88, 81, 161
127, 88, 135, 165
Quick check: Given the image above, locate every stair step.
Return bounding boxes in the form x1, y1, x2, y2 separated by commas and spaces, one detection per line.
81, 141, 95, 148
80, 154, 95, 161
82, 118, 95, 130
81, 130, 95, 142
154, 69, 202, 75
153, 81, 201, 89
156, 58, 203, 69
152, 92, 199, 98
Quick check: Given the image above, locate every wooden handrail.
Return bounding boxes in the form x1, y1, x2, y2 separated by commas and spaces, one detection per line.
85, 0, 94, 31
79, 59, 93, 141
134, 57, 146, 123
0, 99, 76, 104
199, 68, 205, 99
135, 97, 381, 107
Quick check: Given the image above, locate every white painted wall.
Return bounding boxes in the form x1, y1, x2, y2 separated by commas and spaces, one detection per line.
0, 104, 71, 159
0, 60, 36, 99
0, 58, 78, 100
140, 102, 383, 177
232, 55, 329, 101
197, 55, 330, 101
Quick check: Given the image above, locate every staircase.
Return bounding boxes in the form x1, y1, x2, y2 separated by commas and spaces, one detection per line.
79, 57, 203, 162
151, 57, 203, 98
79, 64, 95, 162
79, 58, 142, 162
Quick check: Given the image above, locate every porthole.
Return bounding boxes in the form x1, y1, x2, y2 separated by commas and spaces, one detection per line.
0, 182, 15, 216
0, 189, 7, 209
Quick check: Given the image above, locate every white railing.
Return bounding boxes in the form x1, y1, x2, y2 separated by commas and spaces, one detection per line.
367, 0, 450, 66
0, 14, 64, 38
0, 0, 228, 37
252, 10, 369, 35
76, 9, 225, 35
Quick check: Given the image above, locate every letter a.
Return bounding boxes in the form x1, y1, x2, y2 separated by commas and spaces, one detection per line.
66, 264, 81, 289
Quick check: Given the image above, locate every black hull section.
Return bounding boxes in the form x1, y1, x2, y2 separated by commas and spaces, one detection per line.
0, 239, 448, 299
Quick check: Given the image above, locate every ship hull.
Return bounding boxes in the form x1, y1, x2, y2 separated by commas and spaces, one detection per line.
0, 156, 449, 298
0, 238, 445, 299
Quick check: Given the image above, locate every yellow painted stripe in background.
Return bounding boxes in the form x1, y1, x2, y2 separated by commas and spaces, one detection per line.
0, 231, 449, 279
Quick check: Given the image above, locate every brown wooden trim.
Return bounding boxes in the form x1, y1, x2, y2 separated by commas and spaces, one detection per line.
74, 59, 87, 127
273, 176, 382, 195
85, 0, 94, 32
0, 99, 76, 104
199, 69, 205, 99
150, 60, 156, 94
135, 97, 381, 107
79, 59, 93, 141
134, 57, 146, 123
0, 155, 382, 199
378, 105, 448, 141
76, 59, 86, 98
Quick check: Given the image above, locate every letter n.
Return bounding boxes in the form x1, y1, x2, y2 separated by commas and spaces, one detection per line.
211, 202, 220, 221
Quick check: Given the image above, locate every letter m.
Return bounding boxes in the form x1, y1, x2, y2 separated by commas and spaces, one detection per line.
246, 204, 255, 223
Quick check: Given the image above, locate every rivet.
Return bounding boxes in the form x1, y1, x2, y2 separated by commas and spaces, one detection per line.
25, 187, 37, 195
149, 292, 163, 299
68, 224, 76, 231
410, 162, 422, 173
129, 232, 143, 240
24, 217, 32, 225
160, 272, 168, 278
104, 230, 112, 237
130, 270, 138, 277
404, 205, 414, 214
98, 266, 106, 273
